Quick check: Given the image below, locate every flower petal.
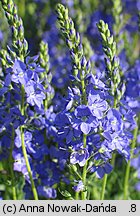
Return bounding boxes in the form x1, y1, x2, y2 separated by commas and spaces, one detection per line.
80, 122, 91, 134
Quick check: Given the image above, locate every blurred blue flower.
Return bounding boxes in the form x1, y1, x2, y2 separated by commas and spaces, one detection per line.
37, 186, 57, 199
73, 180, 84, 192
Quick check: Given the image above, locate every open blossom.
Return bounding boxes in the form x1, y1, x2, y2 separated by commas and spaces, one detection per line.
103, 109, 123, 135
125, 60, 140, 113
37, 186, 57, 199
88, 93, 108, 119
55, 112, 82, 144
96, 163, 113, 178
74, 105, 99, 134
11, 60, 28, 85
70, 146, 89, 167
73, 180, 84, 192
25, 81, 46, 108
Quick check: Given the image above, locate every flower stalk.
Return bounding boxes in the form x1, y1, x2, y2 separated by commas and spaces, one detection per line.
97, 20, 125, 200
1, 0, 38, 200
56, 4, 91, 200
9, 127, 17, 200
20, 85, 38, 200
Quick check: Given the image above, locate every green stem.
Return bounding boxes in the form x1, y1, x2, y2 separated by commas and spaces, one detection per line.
80, 70, 88, 200
75, 192, 79, 200
21, 85, 24, 115
113, 96, 117, 108
111, 153, 116, 167
9, 127, 17, 200
81, 134, 87, 200
123, 119, 138, 200
21, 126, 38, 200
44, 97, 48, 111
71, 165, 82, 180
20, 85, 38, 200
100, 96, 117, 200
100, 174, 108, 200
81, 79, 87, 105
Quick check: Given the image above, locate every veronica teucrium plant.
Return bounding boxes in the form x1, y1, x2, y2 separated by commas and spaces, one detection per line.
0, 0, 139, 200
56, 3, 91, 200
55, 4, 136, 200
1, 0, 39, 200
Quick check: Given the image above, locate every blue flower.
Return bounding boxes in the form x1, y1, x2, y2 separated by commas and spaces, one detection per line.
86, 73, 106, 89
70, 146, 89, 167
135, 182, 140, 192
15, 129, 32, 148
0, 30, 3, 41
65, 87, 80, 111
37, 186, 57, 199
120, 105, 136, 132
96, 163, 113, 178
73, 180, 84, 192
36, 161, 61, 186
13, 149, 26, 172
74, 105, 99, 135
102, 109, 123, 136
88, 93, 108, 119
55, 112, 82, 143
25, 81, 46, 108
102, 135, 130, 160
11, 60, 28, 85
90, 162, 113, 178
125, 60, 140, 113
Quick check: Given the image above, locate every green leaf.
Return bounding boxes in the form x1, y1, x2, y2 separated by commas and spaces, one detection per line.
58, 188, 74, 199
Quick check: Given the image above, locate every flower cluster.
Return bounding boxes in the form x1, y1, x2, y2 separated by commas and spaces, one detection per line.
55, 4, 136, 200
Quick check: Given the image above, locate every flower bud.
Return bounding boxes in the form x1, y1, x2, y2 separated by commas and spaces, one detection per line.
81, 56, 87, 68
